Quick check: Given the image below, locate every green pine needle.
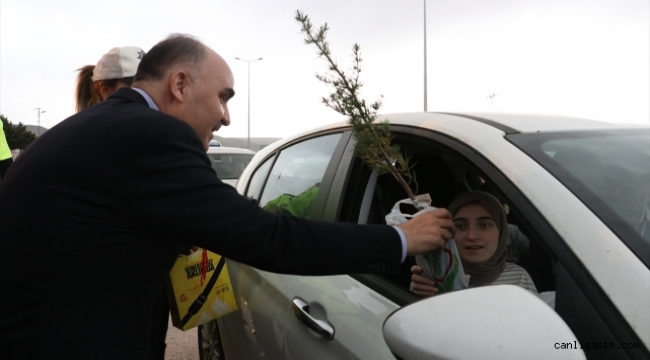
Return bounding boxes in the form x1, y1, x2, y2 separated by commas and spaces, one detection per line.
295, 10, 417, 201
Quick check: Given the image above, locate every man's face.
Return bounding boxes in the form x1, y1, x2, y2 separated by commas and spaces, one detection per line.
180, 51, 235, 150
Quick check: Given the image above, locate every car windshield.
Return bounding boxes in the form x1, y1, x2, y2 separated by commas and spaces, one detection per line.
208, 153, 254, 180
508, 128, 650, 266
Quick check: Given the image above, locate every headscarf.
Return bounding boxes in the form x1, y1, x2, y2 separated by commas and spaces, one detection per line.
448, 191, 507, 287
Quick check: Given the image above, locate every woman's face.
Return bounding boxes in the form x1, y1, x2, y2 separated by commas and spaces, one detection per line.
453, 203, 500, 264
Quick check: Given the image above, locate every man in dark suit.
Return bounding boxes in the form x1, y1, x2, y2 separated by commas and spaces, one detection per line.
0, 34, 454, 359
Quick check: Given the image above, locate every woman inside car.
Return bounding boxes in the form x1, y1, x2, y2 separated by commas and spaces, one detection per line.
410, 191, 538, 296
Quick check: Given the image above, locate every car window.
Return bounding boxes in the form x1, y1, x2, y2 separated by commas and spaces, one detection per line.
508, 129, 650, 267
246, 155, 274, 201
207, 153, 254, 179
258, 133, 342, 219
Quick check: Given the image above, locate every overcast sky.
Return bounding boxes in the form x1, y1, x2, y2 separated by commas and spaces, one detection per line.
1, 0, 648, 138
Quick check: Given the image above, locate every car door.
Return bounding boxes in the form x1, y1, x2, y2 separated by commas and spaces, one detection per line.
218, 131, 350, 360
276, 131, 410, 360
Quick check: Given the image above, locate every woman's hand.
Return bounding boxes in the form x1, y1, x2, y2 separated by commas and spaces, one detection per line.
410, 265, 438, 297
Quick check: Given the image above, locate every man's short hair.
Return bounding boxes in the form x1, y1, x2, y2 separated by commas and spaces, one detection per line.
134, 34, 207, 82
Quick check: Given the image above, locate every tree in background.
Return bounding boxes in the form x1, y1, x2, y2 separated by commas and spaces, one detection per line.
1, 114, 37, 150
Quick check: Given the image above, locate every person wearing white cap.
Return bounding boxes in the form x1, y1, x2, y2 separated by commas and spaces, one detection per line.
74, 46, 146, 112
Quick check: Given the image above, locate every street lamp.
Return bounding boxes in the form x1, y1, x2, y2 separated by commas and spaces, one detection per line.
35, 108, 46, 136
487, 93, 498, 108
423, 0, 428, 112
234, 57, 263, 150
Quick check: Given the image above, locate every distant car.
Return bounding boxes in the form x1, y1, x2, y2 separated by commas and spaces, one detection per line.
198, 113, 649, 360
206, 146, 255, 187
209, 139, 222, 147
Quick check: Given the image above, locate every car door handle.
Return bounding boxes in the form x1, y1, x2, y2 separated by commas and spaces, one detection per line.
291, 297, 335, 341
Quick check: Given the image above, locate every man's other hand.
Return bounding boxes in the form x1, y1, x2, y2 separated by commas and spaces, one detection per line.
410, 265, 438, 297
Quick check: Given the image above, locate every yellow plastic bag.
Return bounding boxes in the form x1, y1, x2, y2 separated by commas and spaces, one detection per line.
166, 248, 238, 331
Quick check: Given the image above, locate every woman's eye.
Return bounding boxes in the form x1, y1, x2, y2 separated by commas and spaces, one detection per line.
479, 221, 494, 228
454, 223, 465, 230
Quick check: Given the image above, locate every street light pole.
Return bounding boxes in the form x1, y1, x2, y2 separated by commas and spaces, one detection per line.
234, 57, 263, 150
35, 108, 46, 136
424, 0, 428, 112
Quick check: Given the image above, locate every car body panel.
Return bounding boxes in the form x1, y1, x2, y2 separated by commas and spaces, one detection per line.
218, 262, 293, 359
284, 275, 399, 359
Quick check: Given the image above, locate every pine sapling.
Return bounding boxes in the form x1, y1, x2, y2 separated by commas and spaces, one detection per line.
295, 10, 420, 203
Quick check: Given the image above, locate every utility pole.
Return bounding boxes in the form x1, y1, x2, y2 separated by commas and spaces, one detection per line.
424, 0, 428, 112
35, 108, 46, 136
234, 57, 263, 150
487, 94, 498, 108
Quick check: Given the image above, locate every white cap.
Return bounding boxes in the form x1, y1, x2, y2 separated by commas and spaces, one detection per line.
92, 46, 145, 82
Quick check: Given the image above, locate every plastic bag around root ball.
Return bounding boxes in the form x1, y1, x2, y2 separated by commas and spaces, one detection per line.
385, 195, 469, 295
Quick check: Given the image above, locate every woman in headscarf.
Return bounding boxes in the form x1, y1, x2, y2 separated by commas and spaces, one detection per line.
410, 191, 537, 296
74, 46, 145, 112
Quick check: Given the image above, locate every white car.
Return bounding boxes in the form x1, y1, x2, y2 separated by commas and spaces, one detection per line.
198, 113, 649, 360
206, 146, 255, 187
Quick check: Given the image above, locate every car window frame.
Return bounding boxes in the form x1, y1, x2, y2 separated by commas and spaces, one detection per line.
244, 130, 352, 220
244, 153, 276, 201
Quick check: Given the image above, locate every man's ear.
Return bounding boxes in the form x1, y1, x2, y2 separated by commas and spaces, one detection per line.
169, 70, 190, 103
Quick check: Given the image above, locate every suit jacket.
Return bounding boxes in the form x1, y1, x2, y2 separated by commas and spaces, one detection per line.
0, 88, 402, 359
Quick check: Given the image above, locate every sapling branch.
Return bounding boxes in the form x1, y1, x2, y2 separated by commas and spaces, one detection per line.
295, 10, 417, 201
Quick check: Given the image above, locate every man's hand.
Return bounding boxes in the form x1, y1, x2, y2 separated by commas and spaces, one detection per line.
397, 208, 454, 256
410, 265, 438, 297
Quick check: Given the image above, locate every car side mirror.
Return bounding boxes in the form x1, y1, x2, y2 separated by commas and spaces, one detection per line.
383, 285, 585, 360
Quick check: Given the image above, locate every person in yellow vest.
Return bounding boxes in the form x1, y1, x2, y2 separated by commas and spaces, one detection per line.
0, 119, 13, 180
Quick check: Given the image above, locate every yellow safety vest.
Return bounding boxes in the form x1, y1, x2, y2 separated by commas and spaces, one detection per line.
0, 120, 12, 161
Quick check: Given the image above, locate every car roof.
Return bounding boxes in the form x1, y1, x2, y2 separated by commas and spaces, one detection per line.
254, 112, 640, 159
378, 112, 633, 134
206, 146, 255, 155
